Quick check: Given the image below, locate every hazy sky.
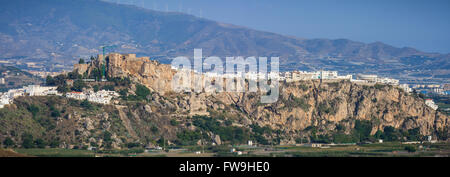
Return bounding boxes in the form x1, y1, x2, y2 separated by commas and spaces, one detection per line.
108, 0, 450, 54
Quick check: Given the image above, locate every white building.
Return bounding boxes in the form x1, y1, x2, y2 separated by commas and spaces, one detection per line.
336, 74, 353, 80
230, 148, 236, 153
87, 90, 119, 104
425, 99, 438, 110
23, 85, 59, 96
7, 88, 25, 98
356, 74, 378, 83
66, 90, 118, 105
319, 70, 338, 79
268, 72, 280, 80
282, 70, 352, 82
248, 140, 253, 146
399, 84, 412, 93
0, 94, 12, 108
376, 77, 399, 85
350, 79, 368, 84
66, 92, 87, 100
356, 74, 399, 85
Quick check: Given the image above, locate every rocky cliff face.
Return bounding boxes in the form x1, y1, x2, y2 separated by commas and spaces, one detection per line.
238, 81, 447, 136
91, 53, 448, 140
105, 53, 176, 93
1, 54, 447, 149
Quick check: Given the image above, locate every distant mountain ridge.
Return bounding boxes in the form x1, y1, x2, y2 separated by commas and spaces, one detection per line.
0, 0, 448, 82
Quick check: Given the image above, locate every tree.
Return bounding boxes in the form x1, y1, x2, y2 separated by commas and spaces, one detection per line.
57, 84, 71, 93
103, 131, 113, 149
54, 74, 67, 85
111, 77, 131, 86
21, 133, 34, 149
46, 76, 56, 86
151, 126, 159, 133
407, 128, 421, 141
93, 85, 99, 92
28, 104, 40, 118
49, 140, 60, 148
170, 119, 179, 126
136, 84, 151, 100
382, 126, 400, 141
354, 120, 372, 142
68, 72, 81, 80
103, 131, 112, 142
91, 68, 102, 80
374, 130, 383, 139
71, 80, 86, 92
35, 138, 47, 148
80, 99, 93, 110
404, 145, 416, 153
119, 89, 128, 97
176, 130, 202, 145
51, 110, 61, 117
3, 137, 14, 148
78, 58, 85, 64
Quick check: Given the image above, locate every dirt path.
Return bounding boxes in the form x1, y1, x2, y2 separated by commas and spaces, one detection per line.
115, 105, 138, 139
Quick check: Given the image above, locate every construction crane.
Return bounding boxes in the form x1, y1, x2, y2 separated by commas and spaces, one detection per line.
99, 45, 117, 81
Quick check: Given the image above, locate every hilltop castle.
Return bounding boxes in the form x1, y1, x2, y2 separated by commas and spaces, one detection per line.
73, 53, 175, 93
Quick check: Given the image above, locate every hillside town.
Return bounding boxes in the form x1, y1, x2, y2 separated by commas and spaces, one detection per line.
176, 64, 449, 97
1, 53, 448, 111
173, 65, 407, 89
0, 85, 119, 108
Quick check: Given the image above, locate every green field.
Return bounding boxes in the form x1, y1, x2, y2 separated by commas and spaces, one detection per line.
10, 142, 449, 157
14, 148, 96, 157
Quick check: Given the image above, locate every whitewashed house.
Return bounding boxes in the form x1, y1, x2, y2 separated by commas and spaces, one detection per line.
66, 92, 87, 100
425, 99, 439, 110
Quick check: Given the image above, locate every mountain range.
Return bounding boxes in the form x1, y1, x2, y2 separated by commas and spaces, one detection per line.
0, 0, 448, 83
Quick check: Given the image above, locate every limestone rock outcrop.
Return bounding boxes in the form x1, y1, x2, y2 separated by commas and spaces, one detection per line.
76, 53, 449, 138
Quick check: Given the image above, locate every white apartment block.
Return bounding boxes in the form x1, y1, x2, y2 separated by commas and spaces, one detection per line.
399, 84, 412, 93
376, 77, 399, 85
66, 90, 119, 104
283, 70, 350, 82
23, 85, 59, 96
66, 92, 87, 100
425, 99, 439, 110
7, 88, 25, 98
356, 74, 399, 85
